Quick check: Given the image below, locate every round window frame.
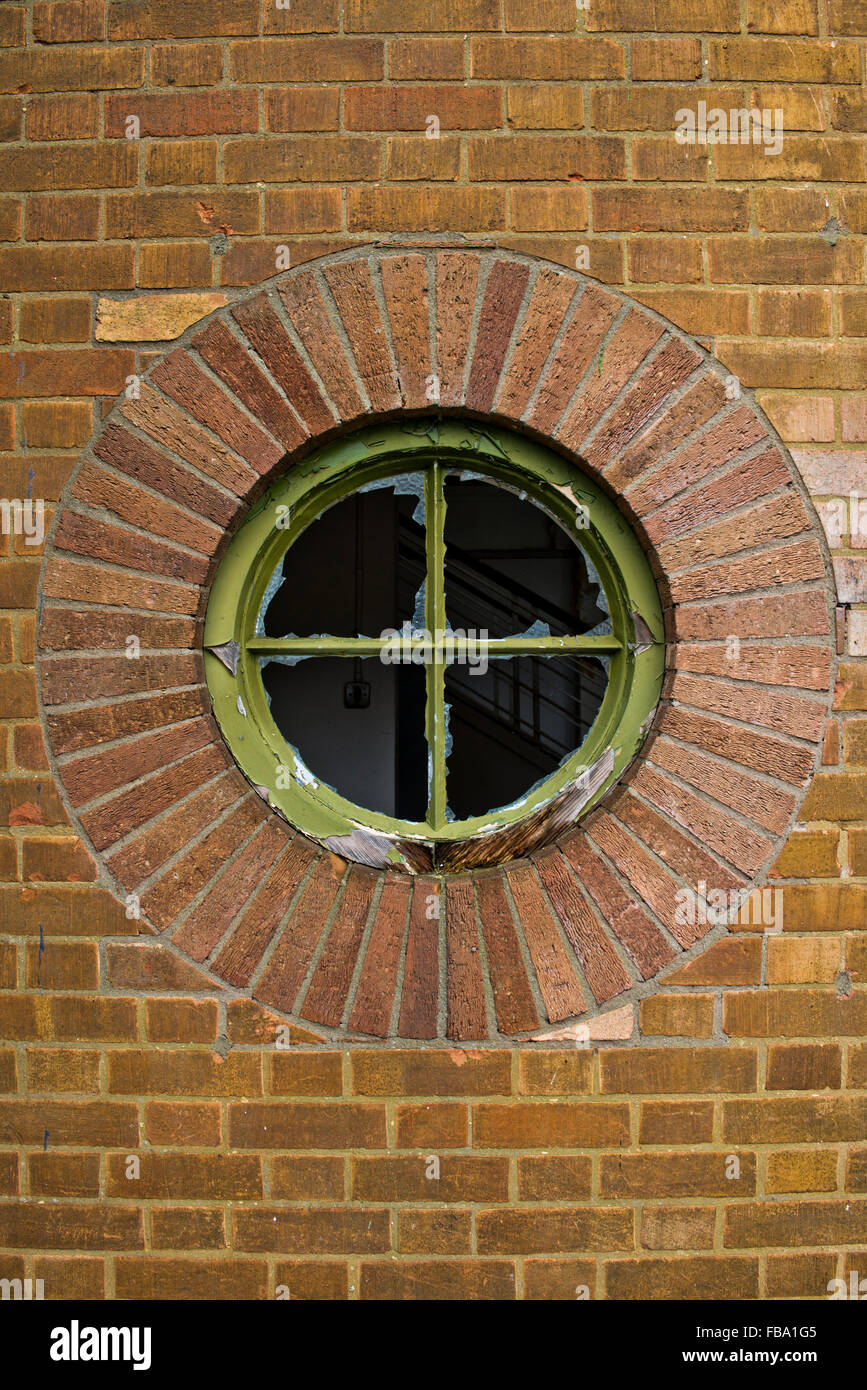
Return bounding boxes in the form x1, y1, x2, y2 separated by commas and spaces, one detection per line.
204, 419, 665, 850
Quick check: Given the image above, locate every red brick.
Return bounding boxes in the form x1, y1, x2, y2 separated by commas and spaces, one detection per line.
0, 346, 132, 397
150, 349, 283, 471
380, 254, 432, 411
470, 36, 624, 79
360, 1259, 515, 1299
395, 1103, 467, 1149
348, 0, 498, 30
279, 271, 365, 421
236, 1206, 390, 1255
709, 38, 860, 82
115, 1257, 266, 1300
347, 876, 412, 1037
389, 37, 464, 80
29, 1152, 100, 1198
145, 1101, 221, 1148
606, 1255, 758, 1300
601, 1048, 757, 1094
477, 1207, 632, 1254
26, 94, 99, 141
106, 91, 257, 138
0, 1203, 143, 1251
558, 310, 665, 452
150, 42, 222, 86
324, 259, 401, 413
435, 251, 480, 407
397, 1209, 472, 1255
33, 1, 104, 43
109, 0, 258, 38
0, 46, 144, 93
270, 1157, 344, 1201
151, 1208, 226, 1251
351, 1155, 508, 1203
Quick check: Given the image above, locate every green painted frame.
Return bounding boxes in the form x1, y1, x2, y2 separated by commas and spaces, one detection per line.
204, 420, 665, 849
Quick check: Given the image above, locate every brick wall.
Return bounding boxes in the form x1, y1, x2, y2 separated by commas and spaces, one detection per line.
1, 0, 866, 1300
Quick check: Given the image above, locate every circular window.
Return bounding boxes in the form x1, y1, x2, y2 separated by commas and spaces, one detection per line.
204, 420, 664, 871
37, 245, 835, 1041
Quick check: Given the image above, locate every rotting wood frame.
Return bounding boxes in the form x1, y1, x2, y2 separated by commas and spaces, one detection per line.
204, 419, 665, 873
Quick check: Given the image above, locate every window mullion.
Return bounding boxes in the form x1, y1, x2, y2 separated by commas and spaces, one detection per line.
424, 460, 447, 830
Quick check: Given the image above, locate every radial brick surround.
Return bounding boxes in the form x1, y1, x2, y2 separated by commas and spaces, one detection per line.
37, 245, 836, 1044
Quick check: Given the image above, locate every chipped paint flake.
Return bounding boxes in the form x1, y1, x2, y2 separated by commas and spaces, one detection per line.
207, 638, 241, 674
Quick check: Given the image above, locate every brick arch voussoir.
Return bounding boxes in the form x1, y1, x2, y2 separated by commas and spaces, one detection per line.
35, 244, 837, 1046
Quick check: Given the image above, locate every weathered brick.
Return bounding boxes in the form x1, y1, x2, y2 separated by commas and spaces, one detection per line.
270, 1156, 344, 1201
640, 994, 715, 1038
351, 1155, 509, 1203
107, 90, 257, 138
150, 41, 222, 86
0, 46, 144, 93
767, 1149, 837, 1194
726, 1199, 867, 1249
115, 1257, 267, 1300
26, 1049, 100, 1094
389, 37, 464, 80
724, 1096, 867, 1143
471, 135, 625, 182
605, 1255, 758, 1300
145, 998, 218, 1044
631, 37, 702, 79
395, 1103, 467, 1149
35, 1255, 105, 1300
26, 93, 99, 141
353, 1049, 510, 1097
766, 1251, 836, 1298
710, 38, 860, 82
235, 1206, 390, 1254
0, 1202, 143, 1251
471, 35, 624, 79
0, 1099, 137, 1146
229, 1101, 383, 1149
33, 1, 105, 44
477, 1207, 633, 1254
29, 1152, 100, 1198
397, 1209, 472, 1255
272, 1261, 348, 1299
106, 1152, 260, 1200
474, 1103, 629, 1149
348, 186, 504, 232
0, 346, 132, 395
109, 1050, 262, 1098
601, 1151, 755, 1199
517, 1156, 593, 1200
348, 0, 497, 29
109, 0, 259, 38
151, 1208, 226, 1251
602, 1048, 757, 1095
144, 1101, 221, 1148
362, 1259, 514, 1299
641, 1206, 716, 1250
595, 188, 748, 233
